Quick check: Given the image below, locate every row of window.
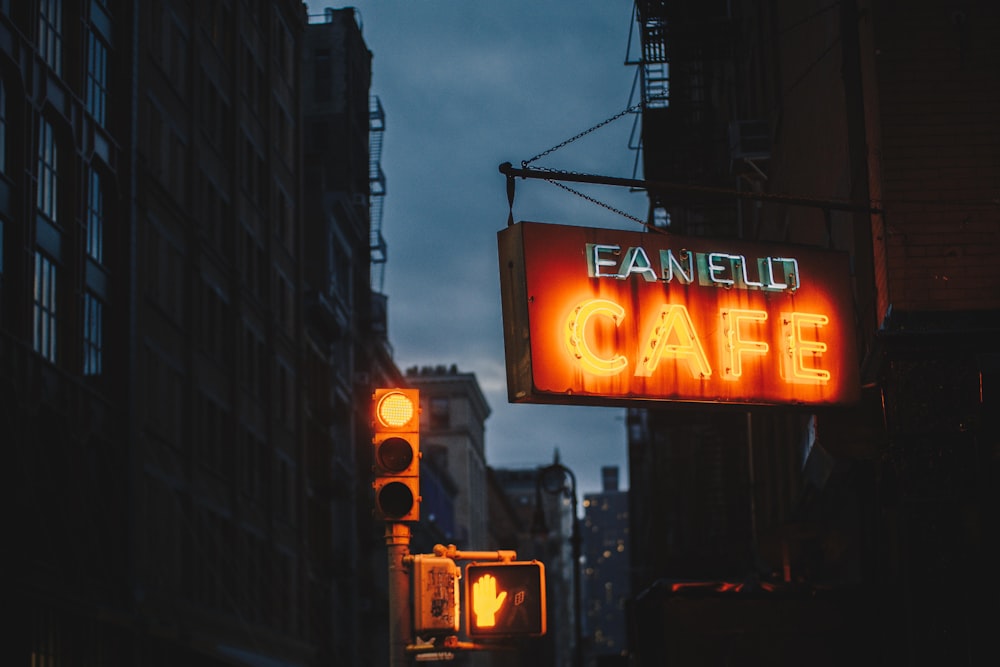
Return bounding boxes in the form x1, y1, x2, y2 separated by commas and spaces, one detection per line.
144, 348, 292, 515
29, 111, 107, 375
38, 0, 110, 128
15, 0, 306, 453
3, 0, 111, 372
143, 476, 298, 632
144, 313, 297, 450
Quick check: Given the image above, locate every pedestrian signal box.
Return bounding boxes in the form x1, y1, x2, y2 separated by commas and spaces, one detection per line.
465, 561, 546, 638
412, 555, 461, 635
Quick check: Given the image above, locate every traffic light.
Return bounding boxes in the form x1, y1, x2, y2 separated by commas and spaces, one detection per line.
372, 388, 420, 522
412, 555, 461, 635
465, 561, 546, 638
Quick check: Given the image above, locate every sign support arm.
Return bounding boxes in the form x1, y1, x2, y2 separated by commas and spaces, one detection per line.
498, 162, 883, 215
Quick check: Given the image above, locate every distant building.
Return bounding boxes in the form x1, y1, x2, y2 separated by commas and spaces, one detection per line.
405, 364, 491, 549
490, 465, 563, 667
582, 467, 630, 666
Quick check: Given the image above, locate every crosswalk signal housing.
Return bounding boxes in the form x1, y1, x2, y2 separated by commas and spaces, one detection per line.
372, 388, 420, 522
412, 555, 461, 635
465, 561, 546, 638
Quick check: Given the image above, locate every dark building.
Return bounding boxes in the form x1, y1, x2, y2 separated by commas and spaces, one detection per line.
581, 467, 629, 667
5, 2, 402, 666
302, 7, 404, 667
490, 464, 565, 667
627, 1, 999, 665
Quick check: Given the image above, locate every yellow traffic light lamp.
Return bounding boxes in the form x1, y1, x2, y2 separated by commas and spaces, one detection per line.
372, 388, 420, 522
465, 561, 546, 638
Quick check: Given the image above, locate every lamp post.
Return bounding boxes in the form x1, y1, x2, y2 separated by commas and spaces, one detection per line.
532, 455, 582, 667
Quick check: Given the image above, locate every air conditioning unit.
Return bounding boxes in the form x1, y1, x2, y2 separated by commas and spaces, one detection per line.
729, 120, 770, 161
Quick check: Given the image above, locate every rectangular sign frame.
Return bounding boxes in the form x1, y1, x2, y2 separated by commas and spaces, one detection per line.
498, 221, 861, 408
464, 561, 546, 638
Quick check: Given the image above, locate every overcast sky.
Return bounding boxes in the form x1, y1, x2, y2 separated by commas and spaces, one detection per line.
308, 2, 648, 496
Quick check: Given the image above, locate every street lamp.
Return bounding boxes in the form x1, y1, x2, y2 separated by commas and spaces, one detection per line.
532, 454, 582, 667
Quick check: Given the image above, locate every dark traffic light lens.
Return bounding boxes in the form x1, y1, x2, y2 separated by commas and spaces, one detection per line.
377, 481, 415, 518
377, 437, 414, 472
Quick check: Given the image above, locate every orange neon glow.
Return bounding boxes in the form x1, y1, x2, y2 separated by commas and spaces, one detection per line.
471, 573, 506, 628
721, 309, 769, 380
782, 312, 832, 384
634, 303, 712, 379
564, 300, 831, 386
564, 298, 628, 376
498, 221, 861, 406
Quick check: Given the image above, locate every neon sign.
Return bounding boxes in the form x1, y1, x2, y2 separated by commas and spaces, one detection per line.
498, 221, 860, 407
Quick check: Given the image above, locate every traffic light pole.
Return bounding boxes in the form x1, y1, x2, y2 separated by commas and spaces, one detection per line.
385, 522, 412, 667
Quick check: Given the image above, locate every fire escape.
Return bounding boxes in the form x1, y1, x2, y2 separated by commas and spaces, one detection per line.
632, 0, 763, 237
369, 95, 387, 292
627, 1, 766, 586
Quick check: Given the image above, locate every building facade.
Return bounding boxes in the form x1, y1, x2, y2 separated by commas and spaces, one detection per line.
405, 364, 491, 550
581, 467, 629, 667
627, 1, 999, 664
4, 3, 404, 666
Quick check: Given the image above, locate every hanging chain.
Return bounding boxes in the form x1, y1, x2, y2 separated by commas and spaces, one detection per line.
521, 104, 642, 168
515, 104, 646, 227
545, 179, 650, 227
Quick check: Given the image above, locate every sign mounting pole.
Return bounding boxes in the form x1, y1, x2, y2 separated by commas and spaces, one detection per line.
386, 522, 412, 667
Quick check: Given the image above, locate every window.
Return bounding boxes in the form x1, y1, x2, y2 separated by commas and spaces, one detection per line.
241, 323, 265, 399
206, 2, 233, 55
239, 427, 266, 502
82, 291, 103, 375
144, 479, 181, 593
152, 6, 188, 93
86, 168, 104, 263
86, 31, 108, 126
0, 83, 5, 305
241, 42, 263, 114
274, 268, 294, 336
0, 78, 6, 175
145, 217, 185, 324
275, 358, 294, 429
314, 48, 331, 102
197, 170, 232, 258
276, 453, 295, 522
274, 186, 293, 252
430, 397, 450, 430
39, 0, 63, 76
33, 251, 58, 363
328, 237, 352, 305
273, 17, 293, 83
145, 343, 182, 447
37, 118, 58, 222
197, 391, 230, 478
274, 101, 293, 167
197, 277, 230, 367
238, 224, 266, 300
198, 68, 231, 155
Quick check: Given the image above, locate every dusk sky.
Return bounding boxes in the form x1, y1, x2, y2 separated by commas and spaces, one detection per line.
308, 2, 648, 495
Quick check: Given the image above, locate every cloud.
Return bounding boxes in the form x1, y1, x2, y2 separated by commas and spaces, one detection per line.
312, 1, 641, 494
